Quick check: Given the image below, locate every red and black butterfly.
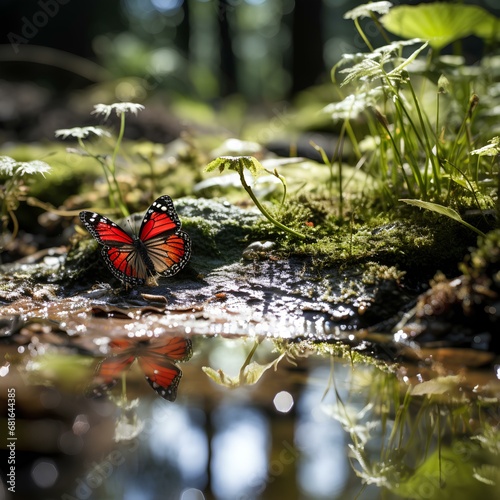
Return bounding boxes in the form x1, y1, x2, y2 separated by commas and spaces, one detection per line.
89, 336, 193, 401
79, 195, 191, 286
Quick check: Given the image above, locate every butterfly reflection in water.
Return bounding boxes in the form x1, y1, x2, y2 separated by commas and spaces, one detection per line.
88, 336, 193, 401
79, 195, 191, 286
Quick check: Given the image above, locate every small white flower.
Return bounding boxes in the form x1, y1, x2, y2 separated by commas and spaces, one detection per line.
16, 160, 52, 177
0, 156, 51, 177
91, 102, 145, 120
322, 402, 377, 446
0, 156, 17, 176
344, 1, 393, 20
55, 126, 111, 139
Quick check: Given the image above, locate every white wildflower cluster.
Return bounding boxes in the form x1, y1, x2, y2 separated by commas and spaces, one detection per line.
338, 39, 426, 88
54, 102, 144, 141
322, 87, 384, 122
0, 156, 52, 177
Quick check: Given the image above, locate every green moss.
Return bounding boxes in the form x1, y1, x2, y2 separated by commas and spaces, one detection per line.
253, 197, 481, 281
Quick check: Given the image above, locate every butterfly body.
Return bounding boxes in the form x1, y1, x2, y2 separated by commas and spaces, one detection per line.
131, 237, 155, 273
80, 196, 191, 286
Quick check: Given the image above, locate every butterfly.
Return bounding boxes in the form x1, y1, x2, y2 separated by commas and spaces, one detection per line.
79, 195, 191, 286
89, 336, 193, 401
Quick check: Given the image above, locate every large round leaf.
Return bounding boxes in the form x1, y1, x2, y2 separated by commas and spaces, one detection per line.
380, 3, 497, 50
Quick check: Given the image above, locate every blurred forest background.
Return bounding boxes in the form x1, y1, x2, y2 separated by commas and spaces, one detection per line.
1, 0, 500, 143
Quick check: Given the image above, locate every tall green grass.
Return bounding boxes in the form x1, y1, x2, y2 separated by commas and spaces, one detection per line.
324, 2, 499, 231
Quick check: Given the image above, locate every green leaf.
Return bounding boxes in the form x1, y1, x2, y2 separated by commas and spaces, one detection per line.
202, 353, 285, 388
240, 358, 282, 385
205, 156, 264, 176
380, 4, 496, 50
400, 199, 486, 237
201, 366, 239, 388
472, 13, 500, 42
394, 443, 496, 499
410, 375, 461, 396
241, 156, 264, 177
205, 156, 236, 174
400, 199, 463, 222
386, 41, 428, 77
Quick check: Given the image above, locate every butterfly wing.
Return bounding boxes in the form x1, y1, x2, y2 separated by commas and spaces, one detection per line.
102, 246, 148, 284
137, 337, 191, 401
79, 211, 148, 284
138, 356, 183, 401
80, 211, 134, 246
148, 337, 193, 362
88, 338, 190, 401
88, 351, 136, 397
138, 196, 191, 277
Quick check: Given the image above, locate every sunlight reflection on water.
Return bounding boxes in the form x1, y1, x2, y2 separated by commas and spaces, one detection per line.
149, 402, 208, 484
212, 405, 269, 499
297, 365, 350, 499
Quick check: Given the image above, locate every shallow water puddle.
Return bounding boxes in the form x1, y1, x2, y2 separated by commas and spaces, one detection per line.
1, 308, 500, 499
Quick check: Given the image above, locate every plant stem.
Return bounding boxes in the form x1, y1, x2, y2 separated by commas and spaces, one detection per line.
407, 79, 441, 196
79, 138, 117, 211
239, 339, 261, 384
374, 107, 416, 198
79, 120, 130, 218
111, 113, 130, 217
354, 18, 374, 52
111, 112, 126, 176
121, 371, 127, 404
238, 170, 307, 240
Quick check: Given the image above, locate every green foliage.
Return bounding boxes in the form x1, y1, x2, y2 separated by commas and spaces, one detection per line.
380, 3, 499, 51
400, 199, 486, 237
325, 2, 499, 235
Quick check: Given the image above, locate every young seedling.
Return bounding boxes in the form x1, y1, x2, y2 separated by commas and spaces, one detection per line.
205, 156, 307, 240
